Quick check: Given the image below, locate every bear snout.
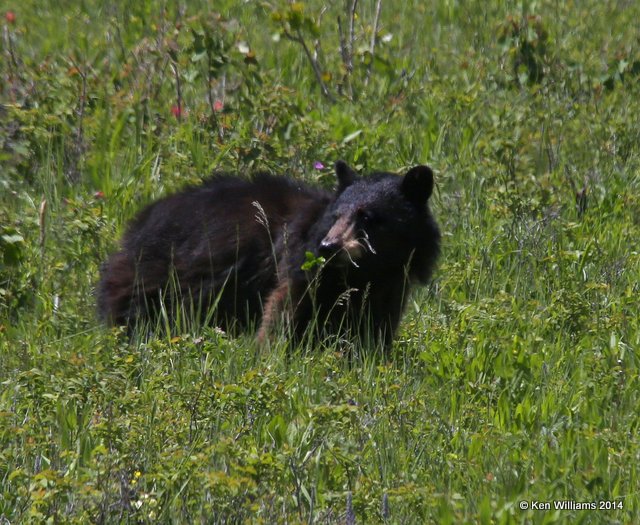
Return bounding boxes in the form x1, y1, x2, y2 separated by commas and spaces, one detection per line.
318, 216, 364, 267
319, 238, 341, 257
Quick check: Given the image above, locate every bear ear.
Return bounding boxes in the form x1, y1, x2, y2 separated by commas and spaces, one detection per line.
401, 165, 434, 205
334, 160, 357, 191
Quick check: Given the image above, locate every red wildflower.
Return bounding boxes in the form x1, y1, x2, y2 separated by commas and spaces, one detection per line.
171, 105, 185, 119
5, 11, 16, 23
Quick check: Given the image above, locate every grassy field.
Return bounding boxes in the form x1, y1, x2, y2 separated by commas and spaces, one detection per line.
1, 0, 639, 523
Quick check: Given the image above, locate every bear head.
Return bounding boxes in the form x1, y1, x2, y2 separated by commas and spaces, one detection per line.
314, 161, 440, 283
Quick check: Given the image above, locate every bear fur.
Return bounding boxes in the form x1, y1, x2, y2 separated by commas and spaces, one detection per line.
97, 161, 440, 347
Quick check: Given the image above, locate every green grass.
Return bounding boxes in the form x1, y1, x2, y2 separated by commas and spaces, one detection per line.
1, 0, 639, 523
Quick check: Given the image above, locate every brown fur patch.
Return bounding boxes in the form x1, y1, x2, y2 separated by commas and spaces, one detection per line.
257, 279, 290, 345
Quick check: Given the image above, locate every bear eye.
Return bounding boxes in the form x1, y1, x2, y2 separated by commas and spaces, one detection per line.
358, 209, 376, 225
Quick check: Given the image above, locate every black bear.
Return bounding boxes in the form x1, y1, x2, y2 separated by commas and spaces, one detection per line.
98, 161, 440, 347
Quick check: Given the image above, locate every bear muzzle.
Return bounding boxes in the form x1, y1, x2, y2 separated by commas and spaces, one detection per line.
319, 217, 364, 267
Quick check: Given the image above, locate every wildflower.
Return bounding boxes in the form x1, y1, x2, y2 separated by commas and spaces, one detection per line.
5, 11, 16, 24
313, 161, 325, 170
171, 105, 185, 119
213, 100, 223, 112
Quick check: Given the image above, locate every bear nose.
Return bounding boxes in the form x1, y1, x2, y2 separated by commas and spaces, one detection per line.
319, 239, 340, 257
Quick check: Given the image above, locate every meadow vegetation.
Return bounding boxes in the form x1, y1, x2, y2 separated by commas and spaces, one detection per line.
1, 0, 639, 522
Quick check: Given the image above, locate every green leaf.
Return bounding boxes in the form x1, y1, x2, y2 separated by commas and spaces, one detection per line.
301, 251, 325, 271
342, 130, 362, 144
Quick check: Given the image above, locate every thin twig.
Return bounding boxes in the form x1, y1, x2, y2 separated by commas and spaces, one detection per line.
344, 0, 358, 99
170, 61, 183, 121
66, 56, 89, 183
3, 25, 19, 73
3, 24, 21, 101
338, 15, 348, 67
111, 20, 128, 63
366, 0, 383, 85
348, 0, 358, 68
69, 58, 88, 154
283, 29, 335, 102
314, 5, 329, 77
337, 16, 348, 97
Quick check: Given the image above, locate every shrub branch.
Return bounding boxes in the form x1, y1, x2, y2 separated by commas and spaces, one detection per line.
283, 28, 335, 102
